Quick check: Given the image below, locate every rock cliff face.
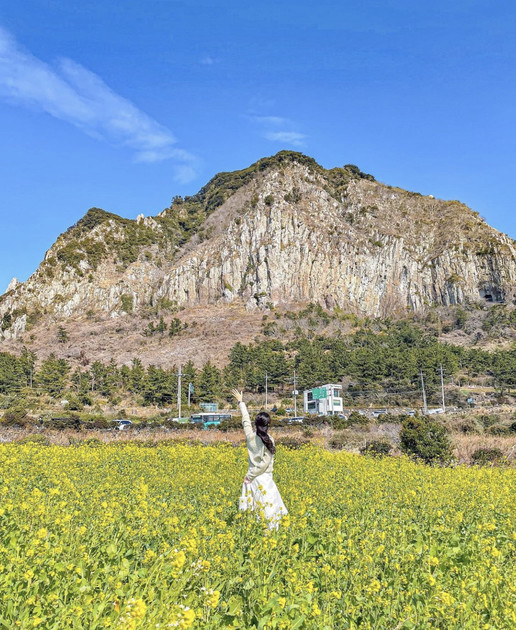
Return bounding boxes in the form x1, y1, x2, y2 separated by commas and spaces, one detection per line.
1, 151, 515, 340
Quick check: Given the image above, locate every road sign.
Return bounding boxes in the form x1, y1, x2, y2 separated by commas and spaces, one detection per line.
200, 402, 218, 412
312, 387, 327, 400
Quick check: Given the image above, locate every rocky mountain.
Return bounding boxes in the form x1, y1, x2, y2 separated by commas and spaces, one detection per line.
1, 151, 515, 358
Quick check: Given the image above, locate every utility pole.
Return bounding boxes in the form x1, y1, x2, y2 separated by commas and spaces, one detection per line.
293, 369, 297, 416
177, 365, 182, 419
439, 364, 446, 413
188, 382, 192, 408
265, 371, 268, 410
420, 368, 428, 415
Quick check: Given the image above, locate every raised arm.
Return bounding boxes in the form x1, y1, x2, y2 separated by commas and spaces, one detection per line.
239, 401, 255, 440
231, 389, 254, 440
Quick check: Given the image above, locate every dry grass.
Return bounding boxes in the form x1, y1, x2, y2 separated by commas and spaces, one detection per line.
0, 303, 265, 369
4, 422, 513, 466
450, 433, 516, 464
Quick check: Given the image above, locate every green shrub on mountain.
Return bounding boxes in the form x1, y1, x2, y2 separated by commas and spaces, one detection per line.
400, 417, 452, 464
347, 411, 370, 426
471, 448, 504, 465
1, 407, 30, 427
360, 440, 392, 457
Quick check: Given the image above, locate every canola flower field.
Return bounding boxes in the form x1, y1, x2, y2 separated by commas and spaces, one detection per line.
0, 444, 514, 630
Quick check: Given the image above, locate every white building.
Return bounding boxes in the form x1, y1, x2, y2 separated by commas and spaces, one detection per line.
303, 384, 343, 415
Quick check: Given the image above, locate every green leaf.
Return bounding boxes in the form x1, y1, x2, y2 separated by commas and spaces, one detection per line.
227, 595, 244, 616
106, 544, 117, 558
290, 615, 306, 629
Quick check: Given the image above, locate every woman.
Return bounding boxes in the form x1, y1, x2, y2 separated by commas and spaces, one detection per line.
231, 389, 288, 529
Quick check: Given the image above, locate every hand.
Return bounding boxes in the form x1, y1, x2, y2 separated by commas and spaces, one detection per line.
230, 389, 243, 403
243, 475, 251, 485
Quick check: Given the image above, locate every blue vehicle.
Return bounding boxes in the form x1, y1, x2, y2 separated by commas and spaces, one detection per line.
190, 413, 232, 428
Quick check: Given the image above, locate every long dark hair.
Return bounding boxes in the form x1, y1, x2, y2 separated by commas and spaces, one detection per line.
255, 411, 275, 455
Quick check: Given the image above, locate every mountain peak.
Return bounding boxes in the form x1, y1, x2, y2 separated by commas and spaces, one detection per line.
0, 152, 515, 346
67, 207, 122, 235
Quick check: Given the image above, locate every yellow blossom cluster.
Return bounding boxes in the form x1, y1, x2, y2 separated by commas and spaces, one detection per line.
0, 443, 514, 629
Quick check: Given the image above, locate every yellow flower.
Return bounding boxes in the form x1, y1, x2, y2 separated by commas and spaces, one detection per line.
0, 441, 514, 629
144, 549, 157, 564
206, 589, 220, 608
166, 604, 196, 628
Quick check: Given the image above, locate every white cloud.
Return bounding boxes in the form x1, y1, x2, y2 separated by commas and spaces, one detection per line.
265, 131, 307, 147
0, 26, 197, 176
173, 164, 199, 184
200, 55, 219, 65
249, 115, 288, 126
246, 103, 307, 147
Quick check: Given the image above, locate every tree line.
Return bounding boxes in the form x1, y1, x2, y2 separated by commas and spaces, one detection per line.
0, 321, 515, 407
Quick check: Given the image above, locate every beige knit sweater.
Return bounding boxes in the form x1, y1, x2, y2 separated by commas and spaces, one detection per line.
238, 401, 274, 481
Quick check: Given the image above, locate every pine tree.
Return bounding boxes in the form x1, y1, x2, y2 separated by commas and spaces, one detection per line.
57, 326, 69, 344
168, 317, 183, 337
142, 365, 174, 406
19, 347, 36, 387
129, 358, 145, 393
227, 342, 251, 388
119, 364, 131, 390
197, 362, 222, 402
36, 354, 70, 396
0, 352, 27, 393
144, 322, 156, 336
89, 361, 109, 394
157, 316, 167, 335
105, 359, 121, 394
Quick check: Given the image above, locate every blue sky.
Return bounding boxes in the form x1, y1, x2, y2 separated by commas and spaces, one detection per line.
1, 1, 515, 293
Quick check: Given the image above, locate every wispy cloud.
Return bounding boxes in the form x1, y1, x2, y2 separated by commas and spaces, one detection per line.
248, 114, 288, 126
200, 55, 219, 66
246, 108, 307, 147
0, 27, 197, 179
264, 131, 307, 147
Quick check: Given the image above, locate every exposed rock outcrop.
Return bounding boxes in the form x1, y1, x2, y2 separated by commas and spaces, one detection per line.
1, 151, 515, 340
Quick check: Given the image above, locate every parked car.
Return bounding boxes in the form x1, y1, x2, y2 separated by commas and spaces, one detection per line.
112, 419, 133, 430
289, 416, 306, 423
372, 409, 387, 418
